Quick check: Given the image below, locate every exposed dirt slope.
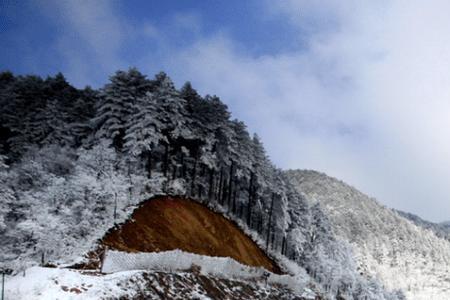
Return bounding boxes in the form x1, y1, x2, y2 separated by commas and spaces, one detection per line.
101, 196, 281, 273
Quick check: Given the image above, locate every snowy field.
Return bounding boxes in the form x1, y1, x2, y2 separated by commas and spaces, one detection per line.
5, 250, 315, 300
5, 267, 142, 300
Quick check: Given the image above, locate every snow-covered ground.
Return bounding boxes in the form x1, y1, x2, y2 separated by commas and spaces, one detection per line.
102, 249, 308, 293
6, 267, 141, 300
5, 250, 316, 300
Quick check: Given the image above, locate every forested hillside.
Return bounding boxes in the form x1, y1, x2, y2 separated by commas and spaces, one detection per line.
286, 169, 450, 300
395, 210, 450, 241
0, 69, 404, 299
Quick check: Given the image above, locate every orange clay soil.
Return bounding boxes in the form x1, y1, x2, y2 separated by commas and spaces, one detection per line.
101, 196, 281, 274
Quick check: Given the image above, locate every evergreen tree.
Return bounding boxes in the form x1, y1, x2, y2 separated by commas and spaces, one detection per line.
0, 155, 14, 232
94, 68, 150, 150
153, 72, 191, 140
4, 75, 47, 155
42, 99, 73, 146
69, 87, 97, 147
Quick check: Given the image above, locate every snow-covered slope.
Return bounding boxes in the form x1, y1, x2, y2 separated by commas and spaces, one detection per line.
285, 169, 450, 300
6, 268, 313, 300
396, 210, 450, 241
6, 250, 317, 300
0, 70, 410, 299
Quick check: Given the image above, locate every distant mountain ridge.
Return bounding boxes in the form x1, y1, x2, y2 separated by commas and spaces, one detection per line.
285, 169, 450, 300
395, 210, 450, 241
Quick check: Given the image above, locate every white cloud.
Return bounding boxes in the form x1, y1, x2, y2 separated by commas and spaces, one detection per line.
38, 0, 131, 86
33, 0, 450, 221
162, 1, 450, 222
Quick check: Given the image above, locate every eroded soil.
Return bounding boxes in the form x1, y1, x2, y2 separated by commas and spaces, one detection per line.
101, 196, 281, 273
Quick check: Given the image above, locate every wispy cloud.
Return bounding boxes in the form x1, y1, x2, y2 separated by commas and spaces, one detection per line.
37, 0, 131, 86
23, 0, 450, 221
160, 1, 450, 222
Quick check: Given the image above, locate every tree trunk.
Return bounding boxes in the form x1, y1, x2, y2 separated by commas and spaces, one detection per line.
163, 143, 169, 177
227, 162, 234, 208
221, 177, 227, 206
190, 155, 198, 197
180, 151, 185, 178
246, 201, 252, 227
198, 184, 203, 199
172, 161, 177, 180
208, 169, 215, 201
114, 192, 118, 220
200, 164, 205, 176
246, 172, 254, 226
266, 193, 275, 251
127, 163, 132, 201
218, 168, 224, 204
147, 151, 152, 178
271, 232, 275, 250
232, 183, 238, 214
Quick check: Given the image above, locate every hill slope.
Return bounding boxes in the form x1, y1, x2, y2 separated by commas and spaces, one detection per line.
6, 197, 318, 299
6, 263, 314, 300
0, 70, 405, 299
286, 169, 450, 300
101, 196, 281, 273
395, 210, 450, 241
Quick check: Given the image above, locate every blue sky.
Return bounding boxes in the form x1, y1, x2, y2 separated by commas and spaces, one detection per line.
0, 0, 301, 86
1, 0, 450, 222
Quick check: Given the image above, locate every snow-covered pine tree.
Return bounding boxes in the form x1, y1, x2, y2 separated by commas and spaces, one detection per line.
124, 91, 165, 176
41, 99, 73, 146
151, 72, 190, 179
1, 73, 82, 156
69, 87, 97, 147
0, 72, 17, 154
94, 68, 150, 150
0, 155, 14, 232
4, 75, 47, 156
153, 72, 189, 139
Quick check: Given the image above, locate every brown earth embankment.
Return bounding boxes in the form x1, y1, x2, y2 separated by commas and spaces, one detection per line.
101, 196, 281, 273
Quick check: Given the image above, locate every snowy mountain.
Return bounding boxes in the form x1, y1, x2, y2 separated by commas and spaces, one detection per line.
0, 69, 406, 299
286, 169, 450, 300
439, 220, 450, 229
395, 210, 450, 241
